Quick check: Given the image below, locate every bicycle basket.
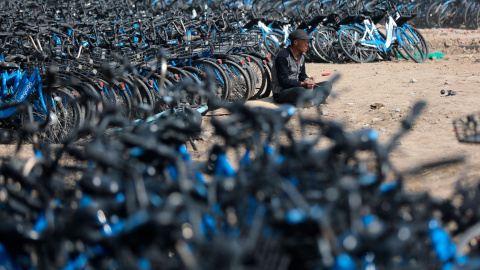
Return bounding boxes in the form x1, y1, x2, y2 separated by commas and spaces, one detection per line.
163, 42, 198, 60
453, 112, 480, 144
370, 10, 385, 24
393, 7, 418, 26
335, 7, 360, 25
208, 31, 250, 54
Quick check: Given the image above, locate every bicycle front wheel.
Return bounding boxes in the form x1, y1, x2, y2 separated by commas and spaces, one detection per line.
312, 26, 346, 64
21, 88, 83, 143
397, 29, 425, 63
338, 26, 376, 63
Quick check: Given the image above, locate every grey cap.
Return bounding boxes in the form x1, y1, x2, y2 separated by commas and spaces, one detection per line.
288, 29, 313, 41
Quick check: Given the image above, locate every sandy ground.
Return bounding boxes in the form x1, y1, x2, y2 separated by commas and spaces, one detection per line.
3, 29, 480, 200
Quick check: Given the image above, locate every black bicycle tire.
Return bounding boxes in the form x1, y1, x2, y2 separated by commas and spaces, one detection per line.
223, 59, 251, 103
21, 88, 83, 143
425, 1, 443, 28
109, 79, 133, 118
227, 55, 256, 99
191, 59, 230, 101
238, 53, 268, 99
182, 66, 209, 105
264, 31, 285, 58
397, 30, 425, 63
313, 26, 346, 64
338, 26, 376, 63
438, 1, 460, 28
409, 27, 429, 61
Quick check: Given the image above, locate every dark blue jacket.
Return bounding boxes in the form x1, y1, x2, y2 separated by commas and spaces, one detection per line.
271, 47, 309, 94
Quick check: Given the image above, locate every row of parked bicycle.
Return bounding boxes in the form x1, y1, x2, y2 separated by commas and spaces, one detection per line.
0, 0, 455, 143
2, 68, 480, 269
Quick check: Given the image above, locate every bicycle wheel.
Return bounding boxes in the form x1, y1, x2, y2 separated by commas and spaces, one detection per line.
191, 59, 230, 101
465, 1, 480, 29
409, 27, 429, 60
117, 77, 144, 118
108, 79, 133, 118
397, 29, 425, 63
264, 31, 285, 58
312, 26, 347, 64
425, 1, 443, 28
223, 60, 251, 103
228, 55, 256, 99
238, 53, 267, 99
181, 66, 208, 105
438, 1, 461, 28
338, 26, 376, 63
21, 88, 83, 143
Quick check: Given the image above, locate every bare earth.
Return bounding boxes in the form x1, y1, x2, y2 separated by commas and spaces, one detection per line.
3, 29, 480, 199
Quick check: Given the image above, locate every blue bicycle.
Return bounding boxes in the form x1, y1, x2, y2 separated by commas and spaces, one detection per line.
0, 57, 83, 143
337, 0, 426, 63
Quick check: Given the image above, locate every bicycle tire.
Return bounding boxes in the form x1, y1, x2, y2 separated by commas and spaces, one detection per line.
133, 75, 156, 108
338, 26, 376, 63
464, 1, 480, 29
191, 59, 230, 101
21, 88, 83, 143
312, 26, 346, 64
93, 77, 118, 109
397, 29, 425, 63
438, 1, 461, 28
260, 61, 273, 98
264, 31, 285, 58
409, 27, 429, 61
238, 53, 268, 99
228, 55, 256, 99
117, 77, 144, 118
109, 79, 133, 118
182, 66, 209, 105
425, 1, 443, 28
223, 59, 251, 103
181, 68, 205, 105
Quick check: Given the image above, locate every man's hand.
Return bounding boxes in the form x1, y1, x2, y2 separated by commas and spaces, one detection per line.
302, 77, 315, 89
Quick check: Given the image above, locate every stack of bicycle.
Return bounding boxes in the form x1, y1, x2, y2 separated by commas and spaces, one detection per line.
2, 72, 480, 269
0, 0, 279, 143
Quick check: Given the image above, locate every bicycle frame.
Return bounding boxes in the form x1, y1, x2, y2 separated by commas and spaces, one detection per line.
0, 67, 44, 118
355, 14, 397, 53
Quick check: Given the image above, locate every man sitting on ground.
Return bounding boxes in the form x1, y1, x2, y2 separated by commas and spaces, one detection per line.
271, 29, 332, 106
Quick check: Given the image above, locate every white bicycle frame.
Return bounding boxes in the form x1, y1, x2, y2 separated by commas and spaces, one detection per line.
358, 13, 398, 52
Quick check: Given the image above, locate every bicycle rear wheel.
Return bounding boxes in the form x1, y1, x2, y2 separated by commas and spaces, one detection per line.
338, 26, 376, 63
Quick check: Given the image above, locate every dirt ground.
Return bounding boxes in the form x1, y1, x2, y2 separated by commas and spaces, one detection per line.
191, 28, 480, 199
3, 28, 480, 200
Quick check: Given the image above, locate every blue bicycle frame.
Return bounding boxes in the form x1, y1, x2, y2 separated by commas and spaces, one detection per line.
0, 67, 44, 118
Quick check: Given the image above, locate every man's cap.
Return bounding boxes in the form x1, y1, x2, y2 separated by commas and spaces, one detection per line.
288, 30, 313, 41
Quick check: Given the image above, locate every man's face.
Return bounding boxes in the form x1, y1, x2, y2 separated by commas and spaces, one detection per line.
294, 39, 309, 53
